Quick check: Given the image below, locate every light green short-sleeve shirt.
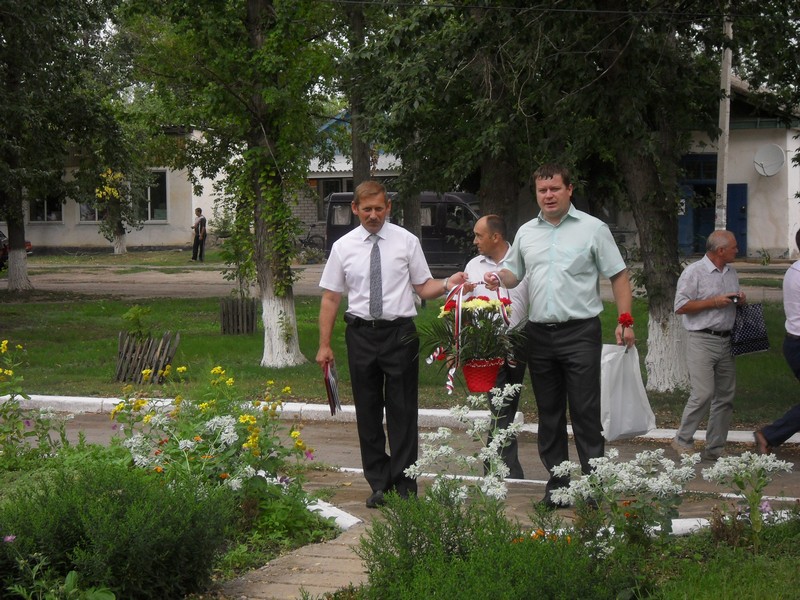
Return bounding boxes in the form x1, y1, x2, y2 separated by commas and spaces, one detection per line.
504, 204, 626, 323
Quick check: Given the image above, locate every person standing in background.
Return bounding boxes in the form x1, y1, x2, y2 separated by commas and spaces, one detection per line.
754, 228, 800, 454
465, 214, 529, 479
484, 164, 634, 508
316, 180, 468, 508
672, 230, 744, 461
191, 207, 207, 262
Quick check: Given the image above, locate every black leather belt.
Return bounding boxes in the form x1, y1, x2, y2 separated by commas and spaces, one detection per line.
530, 318, 592, 331
344, 314, 413, 328
786, 333, 800, 341
698, 328, 731, 338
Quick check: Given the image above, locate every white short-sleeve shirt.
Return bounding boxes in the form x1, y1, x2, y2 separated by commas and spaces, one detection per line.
464, 243, 529, 330
319, 222, 432, 320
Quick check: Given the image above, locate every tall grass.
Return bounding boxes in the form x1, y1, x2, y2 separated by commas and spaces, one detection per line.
0, 288, 795, 428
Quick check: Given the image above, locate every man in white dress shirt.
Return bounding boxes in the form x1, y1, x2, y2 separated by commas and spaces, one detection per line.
316, 180, 468, 508
754, 228, 800, 453
464, 215, 529, 479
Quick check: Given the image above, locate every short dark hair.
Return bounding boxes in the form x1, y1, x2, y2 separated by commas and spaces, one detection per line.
353, 180, 387, 206
533, 164, 572, 187
795, 228, 800, 252
482, 214, 507, 239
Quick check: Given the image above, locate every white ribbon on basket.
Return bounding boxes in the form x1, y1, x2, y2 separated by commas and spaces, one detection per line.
426, 276, 512, 394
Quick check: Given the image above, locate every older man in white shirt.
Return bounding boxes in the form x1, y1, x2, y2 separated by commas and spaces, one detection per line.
465, 215, 529, 479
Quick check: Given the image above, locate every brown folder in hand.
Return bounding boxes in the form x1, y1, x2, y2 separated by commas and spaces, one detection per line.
324, 360, 342, 416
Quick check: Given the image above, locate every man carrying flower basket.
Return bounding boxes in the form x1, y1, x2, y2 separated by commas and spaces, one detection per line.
484, 164, 634, 509
463, 214, 529, 479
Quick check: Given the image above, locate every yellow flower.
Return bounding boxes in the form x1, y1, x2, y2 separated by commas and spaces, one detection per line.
143, 414, 153, 423
141, 368, 153, 382
225, 377, 235, 386
282, 386, 291, 394
238, 414, 257, 425
15, 344, 22, 350
211, 366, 225, 376
122, 384, 134, 395
110, 402, 125, 419
267, 379, 275, 385
133, 399, 147, 412
199, 402, 211, 413
176, 366, 187, 374
290, 430, 300, 439
1, 340, 8, 353
4, 369, 13, 377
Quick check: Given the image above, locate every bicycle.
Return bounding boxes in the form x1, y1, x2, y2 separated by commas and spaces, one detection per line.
297, 223, 325, 252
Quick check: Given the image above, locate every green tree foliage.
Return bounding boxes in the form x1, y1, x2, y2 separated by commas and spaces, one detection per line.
120, 0, 336, 367
352, 1, 800, 390
0, 0, 157, 286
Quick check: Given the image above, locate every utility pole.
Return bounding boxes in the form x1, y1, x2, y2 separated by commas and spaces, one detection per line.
715, 11, 733, 230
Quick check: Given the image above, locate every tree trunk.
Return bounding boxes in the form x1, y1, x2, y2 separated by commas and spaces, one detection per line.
113, 230, 127, 255
5, 213, 31, 291
246, 0, 306, 368
251, 156, 306, 368
478, 155, 522, 236
6, 248, 32, 291
645, 311, 690, 392
618, 146, 689, 392
347, 6, 371, 189
259, 286, 305, 367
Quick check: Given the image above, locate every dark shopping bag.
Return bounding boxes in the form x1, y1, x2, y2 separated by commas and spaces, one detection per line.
731, 303, 770, 356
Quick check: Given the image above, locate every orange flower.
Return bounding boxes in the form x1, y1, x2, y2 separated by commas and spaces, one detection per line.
219, 473, 230, 480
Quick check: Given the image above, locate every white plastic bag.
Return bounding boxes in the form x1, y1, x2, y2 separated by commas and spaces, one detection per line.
600, 344, 655, 442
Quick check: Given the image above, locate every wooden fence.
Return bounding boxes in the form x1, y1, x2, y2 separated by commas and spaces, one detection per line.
220, 297, 259, 335
116, 331, 181, 384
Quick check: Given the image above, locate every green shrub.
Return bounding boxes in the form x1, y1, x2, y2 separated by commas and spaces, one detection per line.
0, 455, 235, 600
253, 477, 337, 547
356, 480, 645, 600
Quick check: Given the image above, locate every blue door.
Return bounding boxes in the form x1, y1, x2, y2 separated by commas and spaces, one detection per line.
726, 183, 748, 257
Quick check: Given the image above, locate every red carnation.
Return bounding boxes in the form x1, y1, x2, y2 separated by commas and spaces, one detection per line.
499, 297, 512, 306
618, 313, 634, 328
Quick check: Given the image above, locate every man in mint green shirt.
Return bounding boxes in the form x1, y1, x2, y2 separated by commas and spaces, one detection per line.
485, 163, 634, 508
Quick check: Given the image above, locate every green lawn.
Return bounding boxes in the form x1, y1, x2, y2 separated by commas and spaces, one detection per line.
1, 278, 795, 430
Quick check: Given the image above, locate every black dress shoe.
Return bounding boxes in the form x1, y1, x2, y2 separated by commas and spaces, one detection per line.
366, 490, 386, 509
537, 495, 559, 511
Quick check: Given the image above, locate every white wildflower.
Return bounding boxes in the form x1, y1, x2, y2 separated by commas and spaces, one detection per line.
479, 476, 508, 500
178, 439, 197, 452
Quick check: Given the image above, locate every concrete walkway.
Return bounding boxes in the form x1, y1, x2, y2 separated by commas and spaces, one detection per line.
22, 395, 800, 600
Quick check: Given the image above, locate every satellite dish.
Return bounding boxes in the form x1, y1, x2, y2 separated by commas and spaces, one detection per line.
754, 144, 785, 177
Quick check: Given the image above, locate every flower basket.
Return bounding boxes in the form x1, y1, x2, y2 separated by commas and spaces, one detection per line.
417, 284, 520, 394
462, 357, 505, 393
